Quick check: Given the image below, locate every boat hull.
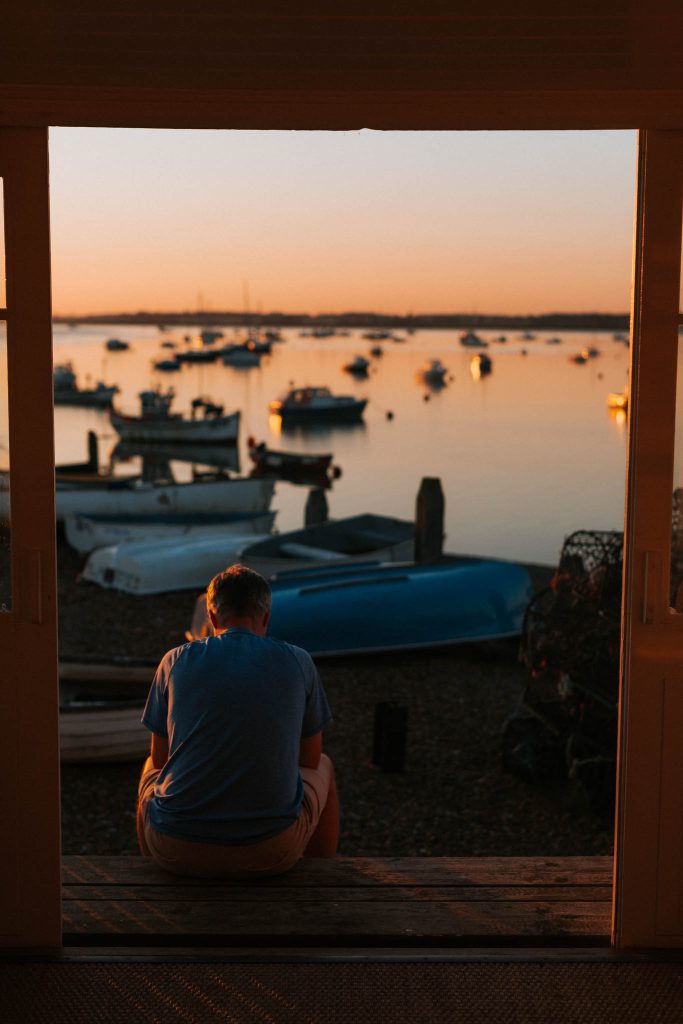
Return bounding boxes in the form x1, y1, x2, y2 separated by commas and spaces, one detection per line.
266, 558, 534, 656
60, 703, 148, 763
271, 400, 367, 423
110, 409, 240, 443
53, 476, 274, 522
82, 531, 273, 594
65, 510, 277, 554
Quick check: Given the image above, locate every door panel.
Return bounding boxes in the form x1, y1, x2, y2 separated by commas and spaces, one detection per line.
0, 129, 60, 949
615, 129, 683, 948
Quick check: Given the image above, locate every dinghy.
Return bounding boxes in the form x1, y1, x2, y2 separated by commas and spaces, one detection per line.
186, 557, 535, 656
65, 509, 277, 555
81, 530, 274, 594
238, 514, 415, 578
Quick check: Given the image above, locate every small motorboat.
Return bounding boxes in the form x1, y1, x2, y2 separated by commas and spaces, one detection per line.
269, 387, 367, 423
221, 344, 261, 367
65, 509, 277, 555
370, 345, 383, 358
459, 331, 488, 348
53, 363, 119, 408
110, 389, 240, 444
581, 346, 601, 359
176, 347, 220, 363
570, 353, 588, 365
200, 329, 224, 346
160, 340, 176, 349
343, 355, 370, 376
248, 438, 333, 477
153, 357, 181, 371
186, 557, 535, 656
105, 338, 129, 352
419, 359, 449, 387
470, 353, 492, 377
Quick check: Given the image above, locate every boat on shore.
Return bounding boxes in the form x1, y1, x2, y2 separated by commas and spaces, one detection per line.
187, 557, 535, 656
81, 528, 275, 593
45, 475, 275, 523
54, 363, 119, 408
110, 389, 240, 444
237, 513, 415, 578
65, 509, 277, 555
269, 387, 367, 423
248, 438, 333, 476
83, 513, 413, 595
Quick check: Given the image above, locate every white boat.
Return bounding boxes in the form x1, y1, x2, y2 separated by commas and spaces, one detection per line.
82, 531, 274, 594
110, 389, 240, 443
65, 509, 277, 555
51, 476, 274, 523
269, 387, 367, 423
459, 331, 488, 348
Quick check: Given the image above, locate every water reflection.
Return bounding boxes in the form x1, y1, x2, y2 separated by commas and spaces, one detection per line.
52, 324, 630, 565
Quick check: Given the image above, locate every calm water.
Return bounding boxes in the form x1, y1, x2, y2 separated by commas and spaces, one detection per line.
42, 322, 634, 567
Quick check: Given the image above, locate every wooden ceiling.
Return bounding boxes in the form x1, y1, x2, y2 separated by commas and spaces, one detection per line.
1, 2, 682, 128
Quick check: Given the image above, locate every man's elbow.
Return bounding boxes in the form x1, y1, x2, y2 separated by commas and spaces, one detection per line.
299, 732, 322, 769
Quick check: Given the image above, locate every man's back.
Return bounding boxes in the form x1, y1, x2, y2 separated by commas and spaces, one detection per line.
142, 628, 331, 844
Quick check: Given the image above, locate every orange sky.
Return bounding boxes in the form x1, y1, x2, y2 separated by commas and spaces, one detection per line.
46, 129, 637, 318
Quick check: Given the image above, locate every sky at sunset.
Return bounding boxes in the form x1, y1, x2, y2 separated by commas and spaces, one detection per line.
47, 129, 637, 318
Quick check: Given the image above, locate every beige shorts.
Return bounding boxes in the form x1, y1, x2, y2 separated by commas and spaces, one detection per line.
138, 754, 332, 878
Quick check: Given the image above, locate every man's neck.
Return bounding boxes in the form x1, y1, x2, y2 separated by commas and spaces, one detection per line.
214, 616, 265, 637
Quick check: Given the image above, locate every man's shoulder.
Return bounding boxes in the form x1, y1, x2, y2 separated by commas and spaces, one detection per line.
265, 636, 316, 676
158, 638, 204, 673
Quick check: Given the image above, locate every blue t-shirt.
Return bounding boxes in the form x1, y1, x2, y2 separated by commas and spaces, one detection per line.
141, 628, 332, 844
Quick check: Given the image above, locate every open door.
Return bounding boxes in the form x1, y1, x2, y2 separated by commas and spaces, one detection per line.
614, 129, 683, 948
0, 129, 61, 949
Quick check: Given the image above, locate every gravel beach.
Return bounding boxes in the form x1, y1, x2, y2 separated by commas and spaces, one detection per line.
58, 542, 614, 858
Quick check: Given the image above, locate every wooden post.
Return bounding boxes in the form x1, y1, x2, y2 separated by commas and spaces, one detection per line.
305, 487, 328, 527
414, 477, 444, 563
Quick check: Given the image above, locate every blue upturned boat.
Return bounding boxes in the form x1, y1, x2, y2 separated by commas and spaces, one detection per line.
265, 558, 534, 657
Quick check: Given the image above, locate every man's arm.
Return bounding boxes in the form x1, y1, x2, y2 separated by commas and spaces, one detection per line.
299, 731, 322, 769
151, 733, 169, 769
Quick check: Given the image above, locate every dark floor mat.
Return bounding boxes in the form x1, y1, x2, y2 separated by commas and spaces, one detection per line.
2, 961, 683, 1023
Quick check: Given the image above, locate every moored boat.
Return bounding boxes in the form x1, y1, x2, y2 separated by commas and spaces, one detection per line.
221, 344, 261, 367
459, 331, 488, 348
419, 359, 448, 386
470, 352, 492, 377
248, 438, 333, 476
110, 389, 240, 444
105, 338, 129, 351
53, 362, 119, 408
343, 355, 370, 376
269, 387, 367, 423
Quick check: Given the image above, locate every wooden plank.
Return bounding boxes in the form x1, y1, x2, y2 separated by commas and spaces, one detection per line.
62, 855, 613, 887
61, 899, 610, 938
63, 884, 613, 904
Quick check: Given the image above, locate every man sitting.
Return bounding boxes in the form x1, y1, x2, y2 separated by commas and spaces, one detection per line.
136, 563, 339, 877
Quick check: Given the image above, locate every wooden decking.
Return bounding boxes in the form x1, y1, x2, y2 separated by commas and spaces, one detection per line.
62, 855, 612, 948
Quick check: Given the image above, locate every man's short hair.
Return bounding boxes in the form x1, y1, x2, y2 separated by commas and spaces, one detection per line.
207, 564, 272, 624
